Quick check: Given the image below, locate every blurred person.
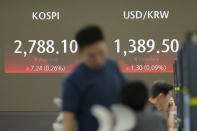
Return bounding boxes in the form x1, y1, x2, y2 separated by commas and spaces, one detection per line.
149, 80, 175, 131
61, 25, 127, 131
120, 81, 165, 131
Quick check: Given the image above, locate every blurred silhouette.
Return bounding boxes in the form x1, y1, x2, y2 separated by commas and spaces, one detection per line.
120, 81, 165, 131
91, 104, 136, 131
61, 25, 127, 131
149, 80, 175, 131
91, 81, 165, 131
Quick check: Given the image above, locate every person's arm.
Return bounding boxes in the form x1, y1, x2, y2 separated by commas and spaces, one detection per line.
61, 77, 80, 131
168, 97, 175, 131
115, 61, 127, 84
63, 112, 76, 131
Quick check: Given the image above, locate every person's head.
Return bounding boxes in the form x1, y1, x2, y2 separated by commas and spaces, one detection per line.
75, 25, 107, 69
120, 81, 149, 111
150, 80, 173, 110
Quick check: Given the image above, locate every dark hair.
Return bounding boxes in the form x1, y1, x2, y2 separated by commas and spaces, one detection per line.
75, 25, 104, 48
151, 80, 173, 98
120, 81, 149, 111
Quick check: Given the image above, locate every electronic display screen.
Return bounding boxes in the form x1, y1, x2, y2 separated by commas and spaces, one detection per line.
2, 1, 196, 74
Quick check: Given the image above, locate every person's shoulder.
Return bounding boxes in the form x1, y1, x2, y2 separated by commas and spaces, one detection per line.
143, 111, 163, 122
106, 58, 117, 64
143, 110, 159, 116
71, 63, 85, 75
106, 58, 118, 67
63, 63, 84, 82
136, 111, 164, 131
